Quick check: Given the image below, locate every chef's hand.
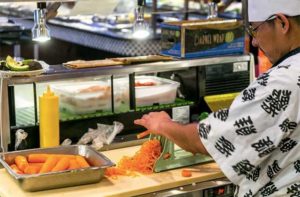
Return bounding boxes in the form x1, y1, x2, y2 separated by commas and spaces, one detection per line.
134, 111, 173, 135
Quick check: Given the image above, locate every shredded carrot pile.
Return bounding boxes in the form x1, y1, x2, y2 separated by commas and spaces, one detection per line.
105, 139, 162, 178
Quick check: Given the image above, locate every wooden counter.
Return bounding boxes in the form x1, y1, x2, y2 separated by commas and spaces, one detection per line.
0, 146, 225, 197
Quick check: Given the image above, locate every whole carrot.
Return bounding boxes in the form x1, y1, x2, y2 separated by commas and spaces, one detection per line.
51, 157, 70, 172
54, 154, 76, 160
68, 159, 81, 170
136, 130, 151, 139
39, 155, 59, 173
75, 155, 90, 168
10, 164, 24, 174
27, 154, 49, 163
24, 165, 40, 174
15, 155, 29, 171
28, 163, 44, 172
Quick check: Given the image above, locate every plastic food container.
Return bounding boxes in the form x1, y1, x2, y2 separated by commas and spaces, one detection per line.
0, 145, 114, 192
116, 76, 180, 107
51, 81, 121, 114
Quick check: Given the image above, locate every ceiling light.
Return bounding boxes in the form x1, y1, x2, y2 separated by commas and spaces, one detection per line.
133, 0, 150, 39
32, 2, 50, 42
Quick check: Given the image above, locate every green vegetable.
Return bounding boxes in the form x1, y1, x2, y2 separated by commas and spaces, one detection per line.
5, 56, 29, 71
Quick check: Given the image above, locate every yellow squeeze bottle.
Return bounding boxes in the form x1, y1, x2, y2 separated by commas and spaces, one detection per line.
39, 85, 59, 147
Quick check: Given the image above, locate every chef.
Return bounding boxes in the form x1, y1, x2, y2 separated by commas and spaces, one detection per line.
134, 0, 300, 196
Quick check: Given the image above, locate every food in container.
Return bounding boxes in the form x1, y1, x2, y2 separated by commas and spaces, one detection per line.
116, 76, 180, 107
0, 145, 114, 191
51, 81, 122, 114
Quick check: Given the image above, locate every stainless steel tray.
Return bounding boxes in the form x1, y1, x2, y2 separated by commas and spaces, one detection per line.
0, 145, 114, 192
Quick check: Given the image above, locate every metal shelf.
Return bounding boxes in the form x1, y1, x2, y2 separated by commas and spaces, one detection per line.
15, 98, 194, 126
6, 54, 252, 85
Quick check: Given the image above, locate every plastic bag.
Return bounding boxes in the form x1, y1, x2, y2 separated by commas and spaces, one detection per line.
77, 121, 124, 150
61, 138, 72, 146
15, 129, 28, 150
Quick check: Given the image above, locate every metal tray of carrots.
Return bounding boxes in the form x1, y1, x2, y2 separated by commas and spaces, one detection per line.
0, 145, 114, 192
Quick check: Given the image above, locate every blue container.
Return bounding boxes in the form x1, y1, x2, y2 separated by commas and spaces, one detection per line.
160, 19, 245, 59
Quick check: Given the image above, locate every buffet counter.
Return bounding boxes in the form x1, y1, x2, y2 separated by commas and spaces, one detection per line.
0, 145, 226, 197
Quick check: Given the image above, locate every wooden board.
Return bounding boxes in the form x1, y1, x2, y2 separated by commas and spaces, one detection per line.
63, 55, 174, 69
0, 146, 225, 197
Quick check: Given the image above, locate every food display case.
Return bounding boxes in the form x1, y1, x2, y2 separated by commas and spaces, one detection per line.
0, 54, 255, 152
0, 54, 255, 196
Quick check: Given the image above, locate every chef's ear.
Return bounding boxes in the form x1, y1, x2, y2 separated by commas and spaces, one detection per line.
276, 14, 289, 33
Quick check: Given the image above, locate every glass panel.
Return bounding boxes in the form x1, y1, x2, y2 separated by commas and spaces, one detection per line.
14, 84, 35, 126
36, 76, 115, 122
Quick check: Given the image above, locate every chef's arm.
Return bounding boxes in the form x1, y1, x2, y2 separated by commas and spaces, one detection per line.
160, 121, 209, 155
134, 111, 209, 155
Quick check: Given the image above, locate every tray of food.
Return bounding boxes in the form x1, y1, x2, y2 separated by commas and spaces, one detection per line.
0, 145, 114, 192
0, 56, 49, 77
51, 80, 124, 114
115, 76, 180, 107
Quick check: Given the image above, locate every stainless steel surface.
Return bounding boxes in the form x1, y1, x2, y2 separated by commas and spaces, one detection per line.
0, 145, 114, 192
0, 78, 10, 152
137, 177, 233, 197
6, 55, 252, 85
0, 0, 73, 2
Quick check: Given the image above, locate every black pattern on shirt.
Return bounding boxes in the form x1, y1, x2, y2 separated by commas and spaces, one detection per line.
215, 136, 235, 157
267, 160, 281, 179
259, 182, 278, 196
243, 190, 254, 197
257, 72, 270, 86
261, 89, 291, 117
198, 123, 211, 139
279, 118, 297, 133
251, 136, 276, 157
297, 76, 300, 87
294, 160, 300, 173
287, 183, 300, 197
279, 138, 297, 153
242, 88, 256, 102
234, 116, 257, 136
213, 109, 229, 122
232, 160, 260, 182
277, 64, 291, 69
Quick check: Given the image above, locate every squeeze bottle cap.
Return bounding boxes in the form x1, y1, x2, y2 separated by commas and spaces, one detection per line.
44, 85, 54, 97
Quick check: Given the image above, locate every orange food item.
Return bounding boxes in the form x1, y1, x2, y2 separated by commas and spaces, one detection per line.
181, 169, 192, 177
68, 159, 81, 170
135, 81, 156, 87
15, 155, 29, 171
51, 157, 70, 172
163, 152, 171, 160
39, 155, 59, 173
27, 154, 49, 163
28, 154, 76, 163
28, 163, 44, 172
24, 165, 40, 174
10, 164, 24, 174
105, 139, 162, 178
75, 155, 90, 168
54, 154, 76, 159
136, 130, 151, 139
105, 167, 127, 179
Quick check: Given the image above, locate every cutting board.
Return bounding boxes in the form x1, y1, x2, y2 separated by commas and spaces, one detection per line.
0, 146, 225, 197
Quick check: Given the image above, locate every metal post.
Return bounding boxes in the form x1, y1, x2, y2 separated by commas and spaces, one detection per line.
151, 0, 157, 37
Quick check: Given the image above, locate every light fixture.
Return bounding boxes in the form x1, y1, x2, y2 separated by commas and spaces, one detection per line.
207, 2, 218, 19
32, 2, 50, 42
133, 0, 150, 39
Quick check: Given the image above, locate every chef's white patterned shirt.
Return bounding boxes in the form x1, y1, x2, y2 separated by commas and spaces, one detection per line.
198, 48, 300, 197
